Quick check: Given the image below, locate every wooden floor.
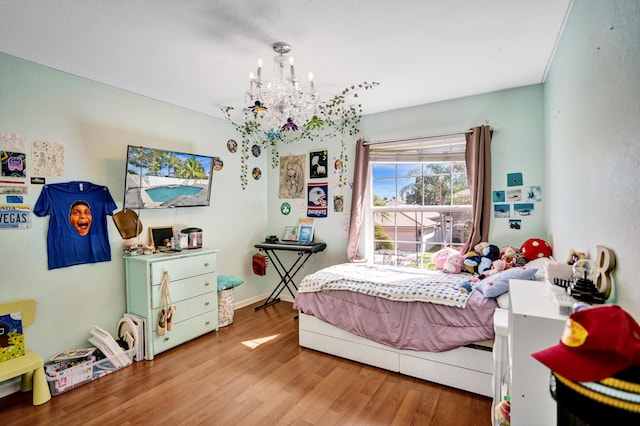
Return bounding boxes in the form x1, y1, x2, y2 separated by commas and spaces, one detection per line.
0, 301, 491, 425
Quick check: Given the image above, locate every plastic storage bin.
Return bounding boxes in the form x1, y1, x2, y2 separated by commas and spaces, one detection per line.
46, 349, 134, 396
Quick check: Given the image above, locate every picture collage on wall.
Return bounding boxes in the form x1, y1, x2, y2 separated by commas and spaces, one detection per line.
278, 149, 350, 219
492, 172, 542, 230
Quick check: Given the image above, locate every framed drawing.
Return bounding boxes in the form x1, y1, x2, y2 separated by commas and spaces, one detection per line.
149, 226, 174, 249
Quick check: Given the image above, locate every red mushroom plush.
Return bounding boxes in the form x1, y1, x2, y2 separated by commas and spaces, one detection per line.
520, 238, 552, 261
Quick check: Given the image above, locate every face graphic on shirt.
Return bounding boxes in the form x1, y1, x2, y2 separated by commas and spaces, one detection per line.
69, 201, 92, 236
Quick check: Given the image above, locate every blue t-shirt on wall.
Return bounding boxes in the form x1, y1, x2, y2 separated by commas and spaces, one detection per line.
34, 181, 117, 270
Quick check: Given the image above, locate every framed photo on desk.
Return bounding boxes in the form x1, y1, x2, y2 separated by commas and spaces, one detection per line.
298, 223, 314, 244
282, 226, 298, 242
149, 226, 174, 249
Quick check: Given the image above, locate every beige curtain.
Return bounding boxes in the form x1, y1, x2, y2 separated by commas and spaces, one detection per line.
461, 125, 493, 254
346, 138, 369, 262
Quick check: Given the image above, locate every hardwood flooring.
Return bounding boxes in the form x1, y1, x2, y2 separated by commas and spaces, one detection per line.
0, 301, 491, 425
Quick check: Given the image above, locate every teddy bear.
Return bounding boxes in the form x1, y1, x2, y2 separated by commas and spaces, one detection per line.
501, 245, 528, 267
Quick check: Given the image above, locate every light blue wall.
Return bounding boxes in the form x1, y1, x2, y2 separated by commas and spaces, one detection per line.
0, 53, 272, 359
544, 0, 640, 316
266, 85, 547, 274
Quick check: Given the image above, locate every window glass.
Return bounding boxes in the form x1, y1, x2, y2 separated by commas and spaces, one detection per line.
370, 159, 471, 268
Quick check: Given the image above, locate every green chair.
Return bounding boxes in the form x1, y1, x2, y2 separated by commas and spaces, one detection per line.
0, 299, 51, 405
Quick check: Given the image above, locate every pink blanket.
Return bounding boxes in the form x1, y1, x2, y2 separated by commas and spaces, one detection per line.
293, 289, 497, 352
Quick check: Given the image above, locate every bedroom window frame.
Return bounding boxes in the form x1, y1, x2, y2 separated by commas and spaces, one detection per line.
365, 134, 471, 268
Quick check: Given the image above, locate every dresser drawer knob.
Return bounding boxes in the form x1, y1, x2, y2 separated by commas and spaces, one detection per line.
205, 321, 211, 326
204, 262, 210, 267
204, 281, 210, 287
205, 301, 210, 306
164, 337, 170, 342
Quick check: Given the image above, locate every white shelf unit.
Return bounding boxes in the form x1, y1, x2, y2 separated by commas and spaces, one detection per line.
508, 279, 568, 426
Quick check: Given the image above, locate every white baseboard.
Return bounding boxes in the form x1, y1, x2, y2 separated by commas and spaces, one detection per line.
234, 292, 295, 310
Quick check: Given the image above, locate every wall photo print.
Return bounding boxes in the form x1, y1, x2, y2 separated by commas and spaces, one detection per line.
514, 203, 535, 216
494, 204, 510, 218
309, 150, 328, 179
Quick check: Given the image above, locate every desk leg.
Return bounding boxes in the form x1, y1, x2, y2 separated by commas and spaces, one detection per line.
254, 250, 313, 311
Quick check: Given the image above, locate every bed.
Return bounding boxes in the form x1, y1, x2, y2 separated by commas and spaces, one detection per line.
293, 262, 516, 398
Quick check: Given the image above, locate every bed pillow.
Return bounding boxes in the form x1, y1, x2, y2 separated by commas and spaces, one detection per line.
217, 275, 244, 291
525, 257, 552, 281
475, 267, 538, 298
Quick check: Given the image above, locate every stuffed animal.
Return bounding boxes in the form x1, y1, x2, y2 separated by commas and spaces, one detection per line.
520, 238, 552, 261
432, 247, 458, 270
443, 252, 464, 274
464, 243, 501, 275
478, 259, 507, 279
456, 280, 474, 294
474, 242, 490, 254
501, 245, 528, 267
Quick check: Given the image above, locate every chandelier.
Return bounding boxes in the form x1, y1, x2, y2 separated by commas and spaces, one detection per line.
245, 42, 321, 133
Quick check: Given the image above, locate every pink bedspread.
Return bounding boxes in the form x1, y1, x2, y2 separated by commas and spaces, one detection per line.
293, 289, 498, 352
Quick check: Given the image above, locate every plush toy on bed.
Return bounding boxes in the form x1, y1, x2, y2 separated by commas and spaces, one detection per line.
520, 238, 553, 261
432, 247, 464, 274
478, 259, 507, 279
501, 245, 528, 267
456, 280, 474, 294
463, 243, 501, 275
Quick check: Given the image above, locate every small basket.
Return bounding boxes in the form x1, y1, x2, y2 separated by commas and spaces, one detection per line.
218, 289, 235, 327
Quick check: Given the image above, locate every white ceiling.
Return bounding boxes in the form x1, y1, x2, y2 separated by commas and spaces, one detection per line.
0, 0, 573, 120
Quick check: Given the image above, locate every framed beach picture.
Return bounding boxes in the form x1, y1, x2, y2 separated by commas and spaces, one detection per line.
297, 218, 315, 244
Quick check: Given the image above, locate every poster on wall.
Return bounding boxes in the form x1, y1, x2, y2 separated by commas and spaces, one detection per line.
1, 131, 25, 152
307, 182, 328, 218
32, 140, 65, 176
1, 152, 26, 178
279, 155, 305, 199
0, 204, 31, 229
309, 150, 328, 179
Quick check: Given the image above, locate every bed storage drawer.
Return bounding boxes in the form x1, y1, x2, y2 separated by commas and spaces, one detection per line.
299, 313, 399, 372
299, 313, 494, 397
399, 347, 493, 397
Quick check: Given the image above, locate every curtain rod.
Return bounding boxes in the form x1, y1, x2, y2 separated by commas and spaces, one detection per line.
364, 130, 472, 146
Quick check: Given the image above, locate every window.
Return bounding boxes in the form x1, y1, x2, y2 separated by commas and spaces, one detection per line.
368, 135, 471, 268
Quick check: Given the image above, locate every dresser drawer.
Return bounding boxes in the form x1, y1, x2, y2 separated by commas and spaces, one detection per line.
150, 273, 216, 307
152, 310, 218, 354
150, 252, 216, 284
151, 292, 217, 331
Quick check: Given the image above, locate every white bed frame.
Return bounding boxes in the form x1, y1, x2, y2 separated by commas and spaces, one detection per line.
298, 310, 509, 398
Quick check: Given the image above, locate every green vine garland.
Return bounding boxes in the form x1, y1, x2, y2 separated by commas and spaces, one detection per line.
222, 81, 379, 189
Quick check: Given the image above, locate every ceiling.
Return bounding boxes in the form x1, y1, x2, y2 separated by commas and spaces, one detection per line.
0, 1, 573, 120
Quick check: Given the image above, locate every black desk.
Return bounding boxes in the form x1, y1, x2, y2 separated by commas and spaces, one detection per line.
253, 242, 327, 311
